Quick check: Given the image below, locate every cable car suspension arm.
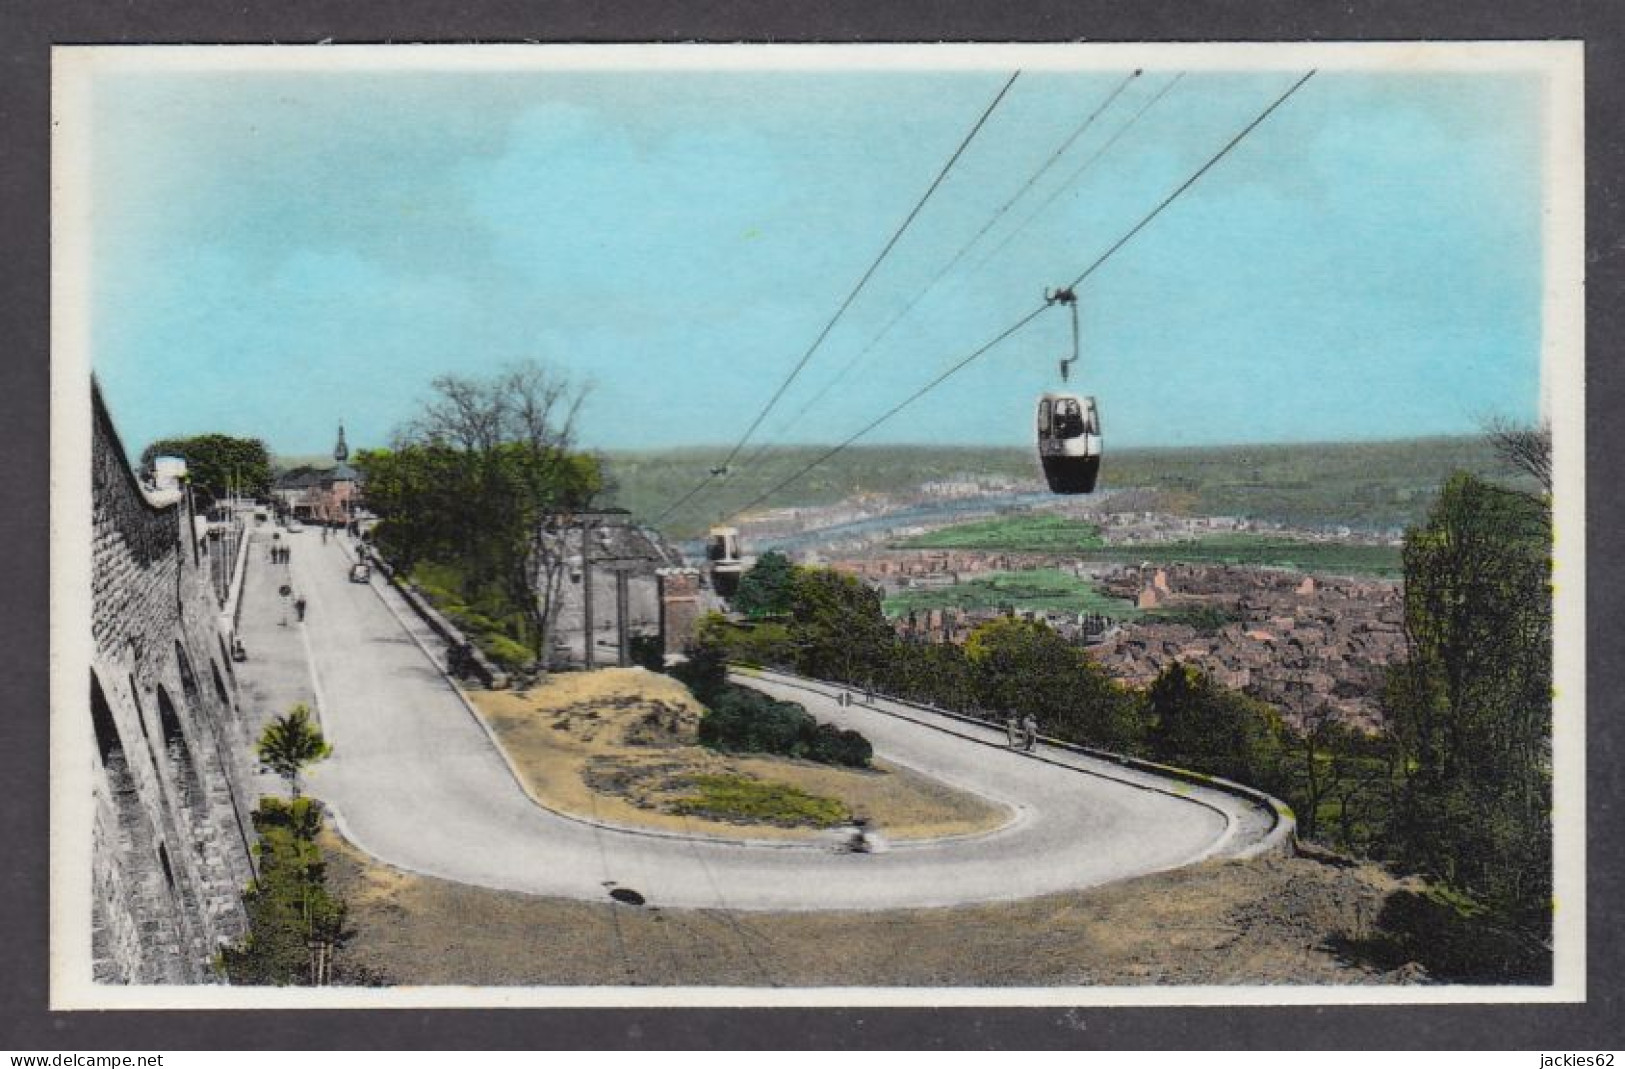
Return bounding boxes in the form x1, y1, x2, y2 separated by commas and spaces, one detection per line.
1045, 286, 1079, 382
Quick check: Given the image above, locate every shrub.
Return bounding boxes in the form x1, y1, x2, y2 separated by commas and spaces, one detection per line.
669, 773, 849, 827
695, 684, 872, 768
671, 636, 729, 705
477, 633, 533, 670
629, 634, 666, 672
219, 798, 345, 986
805, 722, 874, 767
699, 688, 815, 756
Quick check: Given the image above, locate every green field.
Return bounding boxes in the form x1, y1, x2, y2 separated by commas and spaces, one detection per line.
883, 568, 1143, 618
894, 514, 1402, 578
897, 514, 1106, 552
1069, 534, 1403, 577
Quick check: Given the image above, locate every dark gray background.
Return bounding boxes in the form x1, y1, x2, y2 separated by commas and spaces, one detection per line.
2, 0, 1619, 1050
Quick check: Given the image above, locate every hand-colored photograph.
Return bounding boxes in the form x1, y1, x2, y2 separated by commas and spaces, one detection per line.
50, 42, 1584, 1008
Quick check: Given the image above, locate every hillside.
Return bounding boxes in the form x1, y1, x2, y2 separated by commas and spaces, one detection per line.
601, 436, 1524, 538
324, 830, 1431, 987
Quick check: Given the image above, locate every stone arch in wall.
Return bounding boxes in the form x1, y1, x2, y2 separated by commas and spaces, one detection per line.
175, 642, 256, 894
150, 683, 212, 966
92, 672, 143, 846
153, 684, 207, 851
91, 670, 187, 982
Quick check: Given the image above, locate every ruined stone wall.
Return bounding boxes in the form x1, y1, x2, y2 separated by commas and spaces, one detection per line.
89, 384, 257, 984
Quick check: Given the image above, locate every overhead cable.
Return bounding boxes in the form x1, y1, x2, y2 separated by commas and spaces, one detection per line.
709, 70, 1315, 524
651, 70, 1022, 525
747, 69, 1147, 462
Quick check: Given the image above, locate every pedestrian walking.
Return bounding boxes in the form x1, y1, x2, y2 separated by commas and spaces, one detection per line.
1022, 714, 1039, 752
1005, 716, 1020, 748
294, 594, 307, 622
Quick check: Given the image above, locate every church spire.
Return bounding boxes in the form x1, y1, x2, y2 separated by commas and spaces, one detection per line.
334, 422, 349, 464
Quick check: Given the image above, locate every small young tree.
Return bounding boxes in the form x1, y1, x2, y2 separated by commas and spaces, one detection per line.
256, 703, 333, 797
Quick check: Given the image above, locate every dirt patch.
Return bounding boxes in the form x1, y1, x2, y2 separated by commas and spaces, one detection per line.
321, 826, 1422, 987
467, 668, 1007, 841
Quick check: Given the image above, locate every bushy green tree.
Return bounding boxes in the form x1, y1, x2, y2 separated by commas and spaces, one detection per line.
1385, 472, 1551, 928
1145, 662, 1283, 786
140, 433, 272, 504
882, 640, 978, 712
786, 568, 896, 684
732, 550, 798, 618
256, 703, 332, 798
964, 616, 1142, 751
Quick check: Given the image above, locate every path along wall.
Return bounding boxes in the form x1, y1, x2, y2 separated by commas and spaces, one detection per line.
88, 382, 257, 984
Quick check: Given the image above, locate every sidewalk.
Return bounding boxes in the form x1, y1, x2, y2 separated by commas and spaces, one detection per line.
231, 527, 320, 800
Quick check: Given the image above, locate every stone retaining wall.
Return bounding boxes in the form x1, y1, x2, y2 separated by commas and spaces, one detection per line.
88, 383, 258, 984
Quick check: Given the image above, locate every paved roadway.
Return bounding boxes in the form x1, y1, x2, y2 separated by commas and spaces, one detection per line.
252, 527, 1273, 912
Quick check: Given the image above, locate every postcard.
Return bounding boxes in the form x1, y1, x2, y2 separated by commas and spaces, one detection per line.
50, 41, 1584, 1009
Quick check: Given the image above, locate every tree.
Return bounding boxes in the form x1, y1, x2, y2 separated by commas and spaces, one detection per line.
1287, 702, 1368, 843
1384, 471, 1551, 925
256, 703, 333, 797
785, 567, 896, 684
1482, 415, 1552, 493
963, 616, 1141, 751
361, 361, 603, 664
140, 433, 272, 504
218, 797, 349, 986
1145, 662, 1283, 787
732, 551, 797, 618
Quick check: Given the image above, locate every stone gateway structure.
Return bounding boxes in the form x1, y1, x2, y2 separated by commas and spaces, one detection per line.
89, 382, 257, 983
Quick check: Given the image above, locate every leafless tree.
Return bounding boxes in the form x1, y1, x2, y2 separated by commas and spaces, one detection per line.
1482, 414, 1552, 493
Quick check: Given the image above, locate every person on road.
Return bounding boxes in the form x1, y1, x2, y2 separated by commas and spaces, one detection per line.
1005, 716, 1020, 747
845, 816, 873, 854
294, 594, 307, 623
1022, 714, 1039, 752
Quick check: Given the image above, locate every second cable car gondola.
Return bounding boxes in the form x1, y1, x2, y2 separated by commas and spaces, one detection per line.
706, 525, 744, 597
1037, 392, 1101, 494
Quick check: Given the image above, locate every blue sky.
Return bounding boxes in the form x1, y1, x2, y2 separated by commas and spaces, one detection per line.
85, 61, 1546, 459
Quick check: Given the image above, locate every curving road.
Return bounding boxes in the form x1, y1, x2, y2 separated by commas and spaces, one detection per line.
250, 528, 1277, 912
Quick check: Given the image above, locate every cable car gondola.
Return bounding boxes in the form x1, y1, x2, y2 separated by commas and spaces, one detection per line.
706, 525, 744, 597
1035, 286, 1101, 494
1037, 392, 1101, 494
